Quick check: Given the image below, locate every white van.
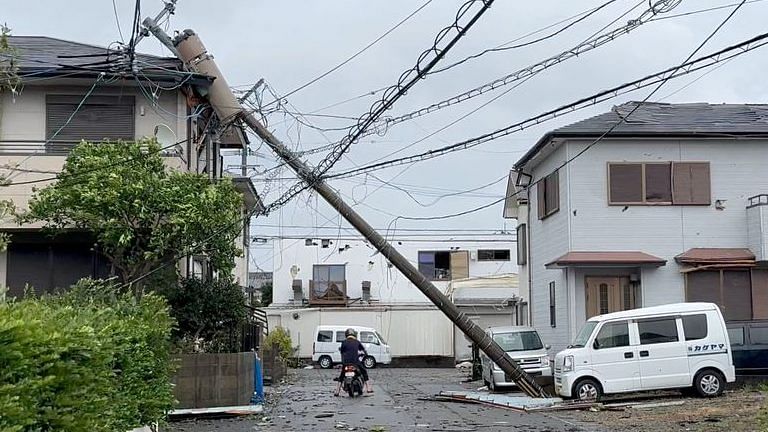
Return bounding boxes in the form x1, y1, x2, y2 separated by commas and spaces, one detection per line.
554, 302, 735, 401
479, 326, 552, 391
312, 325, 392, 369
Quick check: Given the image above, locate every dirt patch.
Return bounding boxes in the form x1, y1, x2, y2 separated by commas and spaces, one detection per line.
555, 389, 767, 432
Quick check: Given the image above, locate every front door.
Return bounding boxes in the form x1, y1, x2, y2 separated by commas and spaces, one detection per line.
585, 276, 636, 319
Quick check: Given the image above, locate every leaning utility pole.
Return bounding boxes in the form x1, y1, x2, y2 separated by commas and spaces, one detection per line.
169, 30, 547, 398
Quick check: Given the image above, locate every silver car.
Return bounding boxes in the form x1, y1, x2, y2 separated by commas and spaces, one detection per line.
480, 326, 552, 391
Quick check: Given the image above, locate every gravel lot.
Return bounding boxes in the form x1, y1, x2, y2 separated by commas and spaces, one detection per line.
166, 367, 767, 432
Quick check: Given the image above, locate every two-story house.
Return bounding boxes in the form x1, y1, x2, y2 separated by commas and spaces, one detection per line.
266, 237, 524, 362
506, 102, 768, 352
0, 36, 259, 295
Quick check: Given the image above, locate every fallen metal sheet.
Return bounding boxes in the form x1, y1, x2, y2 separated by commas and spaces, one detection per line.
169, 404, 264, 418
436, 391, 562, 411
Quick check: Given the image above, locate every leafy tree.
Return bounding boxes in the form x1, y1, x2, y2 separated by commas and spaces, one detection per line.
158, 276, 248, 352
23, 140, 244, 296
260, 281, 273, 307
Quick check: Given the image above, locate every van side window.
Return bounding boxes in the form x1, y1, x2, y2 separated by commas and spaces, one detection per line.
682, 314, 708, 341
638, 318, 679, 345
728, 327, 745, 346
317, 331, 333, 342
336, 331, 346, 342
594, 321, 629, 349
750, 326, 768, 345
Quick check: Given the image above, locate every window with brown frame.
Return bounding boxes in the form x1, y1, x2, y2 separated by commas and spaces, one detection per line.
537, 171, 559, 219
608, 162, 710, 206
686, 269, 752, 321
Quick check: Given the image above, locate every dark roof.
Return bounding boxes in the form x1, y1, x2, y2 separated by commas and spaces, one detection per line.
515, 102, 768, 169
6, 36, 210, 84
546, 251, 667, 269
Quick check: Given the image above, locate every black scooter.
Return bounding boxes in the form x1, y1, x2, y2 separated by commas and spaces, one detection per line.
340, 363, 365, 397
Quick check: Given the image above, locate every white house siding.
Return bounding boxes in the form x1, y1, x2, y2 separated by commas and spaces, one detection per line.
528, 143, 572, 353
0, 86, 187, 217
535, 137, 768, 349
266, 306, 454, 358
271, 239, 518, 305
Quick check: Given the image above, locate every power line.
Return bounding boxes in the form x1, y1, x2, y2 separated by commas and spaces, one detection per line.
264, 0, 498, 215
429, 0, 620, 75
377, 0, 679, 130
277, 0, 669, 160
2, 138, 190, 187
112, 0, 126, 42
650, 0, 766, 21
253, 224, 512, 232
264, 0, 434, 104
385, 0, 749, 223
326, 31, 768, 179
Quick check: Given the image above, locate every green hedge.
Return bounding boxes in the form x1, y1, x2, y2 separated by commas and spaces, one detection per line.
0, 280, 175, 431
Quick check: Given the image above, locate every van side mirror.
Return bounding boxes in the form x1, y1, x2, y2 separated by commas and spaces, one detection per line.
593, 340, 600, 350
545, 344, 551, 350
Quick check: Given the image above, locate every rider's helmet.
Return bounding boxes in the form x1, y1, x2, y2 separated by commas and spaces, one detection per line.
345, 328, 358, 338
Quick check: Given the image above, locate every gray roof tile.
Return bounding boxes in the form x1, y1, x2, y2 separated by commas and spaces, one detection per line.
515, 101, 768, 169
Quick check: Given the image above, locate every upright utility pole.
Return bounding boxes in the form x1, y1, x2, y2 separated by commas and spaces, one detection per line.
168, 30, 547, 398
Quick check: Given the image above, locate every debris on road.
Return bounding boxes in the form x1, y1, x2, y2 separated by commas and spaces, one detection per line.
424, 391, 562, 412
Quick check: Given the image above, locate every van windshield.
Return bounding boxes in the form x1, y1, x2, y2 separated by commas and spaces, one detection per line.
375, 331, 387, 345
493, 331, 543, 352
570, 321, 598, 348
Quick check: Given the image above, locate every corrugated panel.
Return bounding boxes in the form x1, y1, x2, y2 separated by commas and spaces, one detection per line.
46, 95, 135, 145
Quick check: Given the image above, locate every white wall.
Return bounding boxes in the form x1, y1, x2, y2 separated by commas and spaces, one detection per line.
527, 143, 572, 353
525, 137, 768, 351
270, 238, 517, 305
266, 306, 454, 358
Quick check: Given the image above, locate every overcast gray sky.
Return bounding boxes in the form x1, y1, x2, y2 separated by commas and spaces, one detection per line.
4, 0, 768, 270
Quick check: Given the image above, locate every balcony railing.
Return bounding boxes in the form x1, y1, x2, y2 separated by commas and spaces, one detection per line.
0, 140, 184, 156
308, 280, 347, 306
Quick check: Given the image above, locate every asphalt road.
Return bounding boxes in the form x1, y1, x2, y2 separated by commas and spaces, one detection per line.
167, 368, 590, 432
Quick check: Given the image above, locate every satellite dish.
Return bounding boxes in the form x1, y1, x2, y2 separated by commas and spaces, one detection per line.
153, 124, 177, 147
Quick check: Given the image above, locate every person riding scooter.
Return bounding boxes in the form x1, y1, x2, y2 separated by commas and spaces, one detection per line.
334, 328, 373, 396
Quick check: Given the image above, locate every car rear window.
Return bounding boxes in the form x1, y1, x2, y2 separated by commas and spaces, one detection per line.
750, 326, 768, 345
682, 314, 708, 341
728, 327, 745, 346
317, 331, 333, 342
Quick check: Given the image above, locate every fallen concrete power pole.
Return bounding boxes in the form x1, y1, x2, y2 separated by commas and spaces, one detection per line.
171, 30, 547, 398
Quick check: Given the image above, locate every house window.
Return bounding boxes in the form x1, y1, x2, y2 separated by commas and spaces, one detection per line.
46, 95, 135, 152
686, 270, 752, 321
418, 251, 451, 280
312, 264, 346, 296
549, 281, 556, 327
537, 171, 559, 219
608, 162, 710, 205
478, 249, 511, 261
516, 224, 527, 265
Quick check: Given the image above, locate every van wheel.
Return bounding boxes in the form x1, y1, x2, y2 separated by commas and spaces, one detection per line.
573, 378, 601, 401
694, 369, 724, 397
318, 356, 333, 369
363, 356, 376, 369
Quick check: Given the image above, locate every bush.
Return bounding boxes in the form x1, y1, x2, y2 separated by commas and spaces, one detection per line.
157, 277, 248, 353
263, 326, 294, 360
0, 279, 175, 431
